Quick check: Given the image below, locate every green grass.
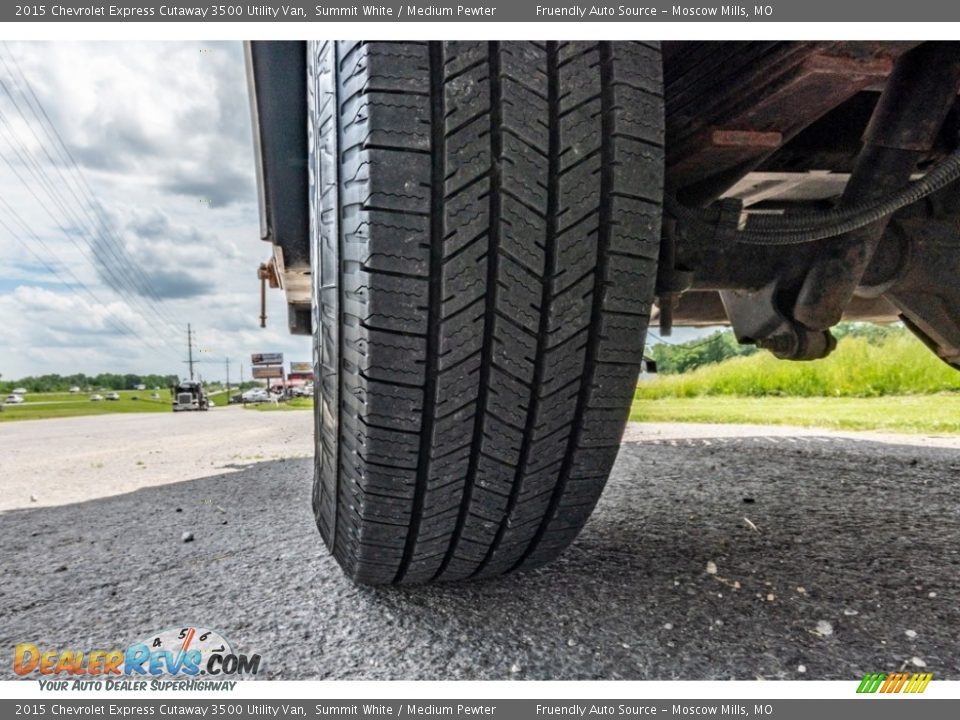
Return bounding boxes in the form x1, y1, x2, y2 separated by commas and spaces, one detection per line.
637, 335, 960, 399
0, 389, 173, 423
243, 397, 314, 411
632, 333, 960, 433
630, 395, 960, 434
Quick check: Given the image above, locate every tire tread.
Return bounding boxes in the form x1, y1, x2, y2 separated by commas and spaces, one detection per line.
308, 41, 664, 584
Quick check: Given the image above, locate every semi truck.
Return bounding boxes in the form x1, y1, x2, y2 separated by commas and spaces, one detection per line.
245, 41, 960, 584
172, 381, 209, 412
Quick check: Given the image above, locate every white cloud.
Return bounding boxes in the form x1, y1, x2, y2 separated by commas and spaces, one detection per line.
0, 41, 311, 380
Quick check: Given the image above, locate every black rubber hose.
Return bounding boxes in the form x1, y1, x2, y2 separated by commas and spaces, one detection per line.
746, 147, 960, 231
668, 146, 960, 245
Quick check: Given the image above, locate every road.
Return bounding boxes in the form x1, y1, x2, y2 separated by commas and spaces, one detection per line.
1, 411, 958, 680
0, 407, 312, 511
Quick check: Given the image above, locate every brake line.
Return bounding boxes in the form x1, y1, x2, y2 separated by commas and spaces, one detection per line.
667, 146, 960, 246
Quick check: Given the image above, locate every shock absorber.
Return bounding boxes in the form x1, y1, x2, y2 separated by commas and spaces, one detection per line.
792, 42, 960, 332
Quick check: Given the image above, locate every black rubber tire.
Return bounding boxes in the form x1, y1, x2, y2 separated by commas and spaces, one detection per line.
308, 41, 664, 585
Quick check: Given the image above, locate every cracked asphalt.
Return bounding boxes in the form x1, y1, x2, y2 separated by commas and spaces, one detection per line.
1, 418, 958, 680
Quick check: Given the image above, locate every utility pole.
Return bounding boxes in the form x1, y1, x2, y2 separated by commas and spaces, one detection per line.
225, 357, 230, 393
185, 324, 196, 381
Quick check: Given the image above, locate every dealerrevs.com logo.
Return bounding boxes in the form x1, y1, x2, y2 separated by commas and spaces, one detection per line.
14, 626, 261, 691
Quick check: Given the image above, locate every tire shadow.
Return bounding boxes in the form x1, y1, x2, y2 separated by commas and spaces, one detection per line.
0, 435, 957, 680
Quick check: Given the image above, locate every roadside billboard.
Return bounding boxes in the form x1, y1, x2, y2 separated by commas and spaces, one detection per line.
251, 353, 283, 365
252, 366, 283, 379
290, 362, 312, 374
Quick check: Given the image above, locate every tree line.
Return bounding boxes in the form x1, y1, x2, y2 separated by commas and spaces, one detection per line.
649, 322, 906, 375
0, 373, 180, 393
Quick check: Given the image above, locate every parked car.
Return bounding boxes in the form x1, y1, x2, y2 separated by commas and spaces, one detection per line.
89, 394, 104, 402
105, 392, 120, 401
241, 388, 270, 404
68, 386, 80, 393
4, 394, 24, 404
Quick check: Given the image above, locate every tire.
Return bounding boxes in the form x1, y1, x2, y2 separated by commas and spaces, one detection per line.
308, 41, 664, 585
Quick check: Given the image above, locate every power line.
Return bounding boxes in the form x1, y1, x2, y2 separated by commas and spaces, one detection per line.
0, 106, 173, 325
0, 197, 181, 361
0, 110, 151, 305
0, 97, 181, 336
0, 92, 141, 303
0, 43, 180, 319
0, 198, 182, 362
0, 45, 194, 370
647, 330, 726, 350
0, 126, 182, 352
0, 44, 181, 331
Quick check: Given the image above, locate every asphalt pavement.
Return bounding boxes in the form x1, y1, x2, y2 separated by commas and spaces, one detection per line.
2, 426, 958, 680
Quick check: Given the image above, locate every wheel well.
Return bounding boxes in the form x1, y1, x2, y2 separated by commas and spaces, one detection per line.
246, 40, 311, 334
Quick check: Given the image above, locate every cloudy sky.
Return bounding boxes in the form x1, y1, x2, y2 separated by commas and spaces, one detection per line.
0, 40, 310, 382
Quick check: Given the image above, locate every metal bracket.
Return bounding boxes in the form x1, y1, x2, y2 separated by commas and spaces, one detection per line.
720, 283, 836, 361
257, 260, 280, 328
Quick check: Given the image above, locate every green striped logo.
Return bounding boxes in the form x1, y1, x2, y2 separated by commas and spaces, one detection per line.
857, 672, 932, 694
